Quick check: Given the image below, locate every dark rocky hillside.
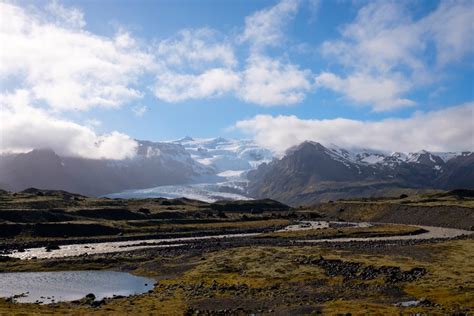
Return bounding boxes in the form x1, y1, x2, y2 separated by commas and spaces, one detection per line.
0, 141, 212, 196
247, 142, 473, 205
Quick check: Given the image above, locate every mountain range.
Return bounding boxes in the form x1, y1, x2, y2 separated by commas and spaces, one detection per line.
248, 141, 473, 205
0, 138, 472, 205
0, 137, 271, 198
0, 140, 210, 196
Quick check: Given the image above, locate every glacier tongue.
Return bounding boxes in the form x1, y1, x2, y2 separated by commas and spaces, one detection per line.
106, 137, 272, 202
105, 183, 251, 203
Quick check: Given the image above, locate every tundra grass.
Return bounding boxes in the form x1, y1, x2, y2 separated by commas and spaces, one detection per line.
0, 237, 472, 314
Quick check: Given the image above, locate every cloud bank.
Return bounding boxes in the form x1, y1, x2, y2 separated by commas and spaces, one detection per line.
0, 1, 145, 159
0, 90, 138, 159
235, 103, 474, 154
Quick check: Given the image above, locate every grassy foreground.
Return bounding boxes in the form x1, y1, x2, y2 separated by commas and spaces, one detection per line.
0, 236, 472, 315
0, 189, 473, 314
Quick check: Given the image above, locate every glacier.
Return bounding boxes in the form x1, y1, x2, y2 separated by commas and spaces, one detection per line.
105, 137, 273, 202
106, 137, 468, 202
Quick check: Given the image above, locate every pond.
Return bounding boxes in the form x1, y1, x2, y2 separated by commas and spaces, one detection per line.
0, 270, 154, 304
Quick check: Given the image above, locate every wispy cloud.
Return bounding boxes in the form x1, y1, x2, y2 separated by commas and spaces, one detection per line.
307, 0, 321, 23
132, 105, 148, 117
151, 0, 314, 106
151, 28, 241, 102
46, 0, 86, 29
238, 0, 300, 51
153, 68, 241, 103
316, 1, 474, 111
156, 28, 237, 68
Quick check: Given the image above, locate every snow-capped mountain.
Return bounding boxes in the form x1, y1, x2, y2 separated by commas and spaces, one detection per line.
108, 137, 274, 201
0, 137, 273, 200
0, 140, 214, 197
325, 144, 461, 169
171, 136, 273, 172
1, 137, 471, 203
248, 141, 473, 205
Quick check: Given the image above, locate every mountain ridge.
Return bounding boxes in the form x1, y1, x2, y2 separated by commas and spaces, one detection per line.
247, 141, 473, 205
0, 138, 472, 202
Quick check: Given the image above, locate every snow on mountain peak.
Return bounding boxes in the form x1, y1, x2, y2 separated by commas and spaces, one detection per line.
172, 137, 273, 172
107, 138, 471, 202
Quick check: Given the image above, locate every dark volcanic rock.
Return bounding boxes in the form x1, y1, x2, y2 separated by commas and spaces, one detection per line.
298, 256, 426, 283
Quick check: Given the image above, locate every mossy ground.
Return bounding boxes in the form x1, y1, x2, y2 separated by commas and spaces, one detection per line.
0, 190, 472, 314
0, 237, 472, 315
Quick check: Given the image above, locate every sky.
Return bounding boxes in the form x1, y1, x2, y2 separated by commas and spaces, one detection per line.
0, 0, 473, 158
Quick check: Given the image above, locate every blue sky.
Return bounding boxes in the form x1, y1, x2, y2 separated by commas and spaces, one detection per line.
0, 0, 473, 158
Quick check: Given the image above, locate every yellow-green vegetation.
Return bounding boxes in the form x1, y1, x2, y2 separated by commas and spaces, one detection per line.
1, 237, 472, 314
181, 246, 327, 287
98, 219, 289, 236
404, 239, 474, 311
1, 189, 472, 314
259, 223, 423, 239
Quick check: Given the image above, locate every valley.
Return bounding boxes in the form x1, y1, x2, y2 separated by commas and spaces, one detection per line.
0, 188, 473, 314
1, 138, 472, 205
2, 0, 472, 314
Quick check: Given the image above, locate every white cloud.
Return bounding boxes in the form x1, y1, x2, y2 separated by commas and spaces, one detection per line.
152, 28, 241, 102
0, 90, 138, 159
46, 0, 86, 29
239, 54, 313, 106
317, 1, 474, 111
150, 0, 315, 106
424, 0, 474, 66
239, 0, 300, 50
84, 118, 102, 128
324, 2, 424, 72
315, 72, 415, 112
153, 68, 241, 103
0, 2, 153, 111
308, 0, 321, 23
132, 105, 147, 117
235, 103, 474, 154
236, 0, 315, 106
153, 51, 313, 106
156, 28, 236, 68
